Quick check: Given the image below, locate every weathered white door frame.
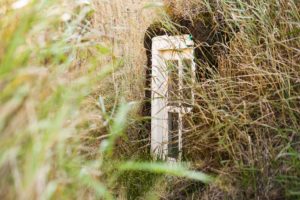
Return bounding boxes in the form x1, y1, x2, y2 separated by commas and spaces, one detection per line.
151, 35, 195, 161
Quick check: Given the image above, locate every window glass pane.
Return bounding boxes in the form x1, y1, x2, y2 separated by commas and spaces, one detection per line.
182, 59, 192, 105
166, 60, 179, 106
181, 112, 193, 160
168, 112, 179, 158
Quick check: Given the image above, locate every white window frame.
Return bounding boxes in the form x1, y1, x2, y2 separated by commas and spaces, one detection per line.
151, 35, 195, 161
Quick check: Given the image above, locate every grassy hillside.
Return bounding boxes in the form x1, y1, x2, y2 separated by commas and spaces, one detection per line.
0, 0, 299, 199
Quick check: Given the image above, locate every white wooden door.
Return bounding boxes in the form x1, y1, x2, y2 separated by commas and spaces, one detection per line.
151, 35, 195, 161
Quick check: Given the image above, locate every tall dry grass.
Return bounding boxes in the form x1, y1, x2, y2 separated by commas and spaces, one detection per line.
83, 0, 163, 157
156, 0, 300, 199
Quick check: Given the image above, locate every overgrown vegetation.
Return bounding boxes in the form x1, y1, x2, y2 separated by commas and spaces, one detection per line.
146, 0, 300, 199
0, 0, 299, 199
0, 0, 212, 199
